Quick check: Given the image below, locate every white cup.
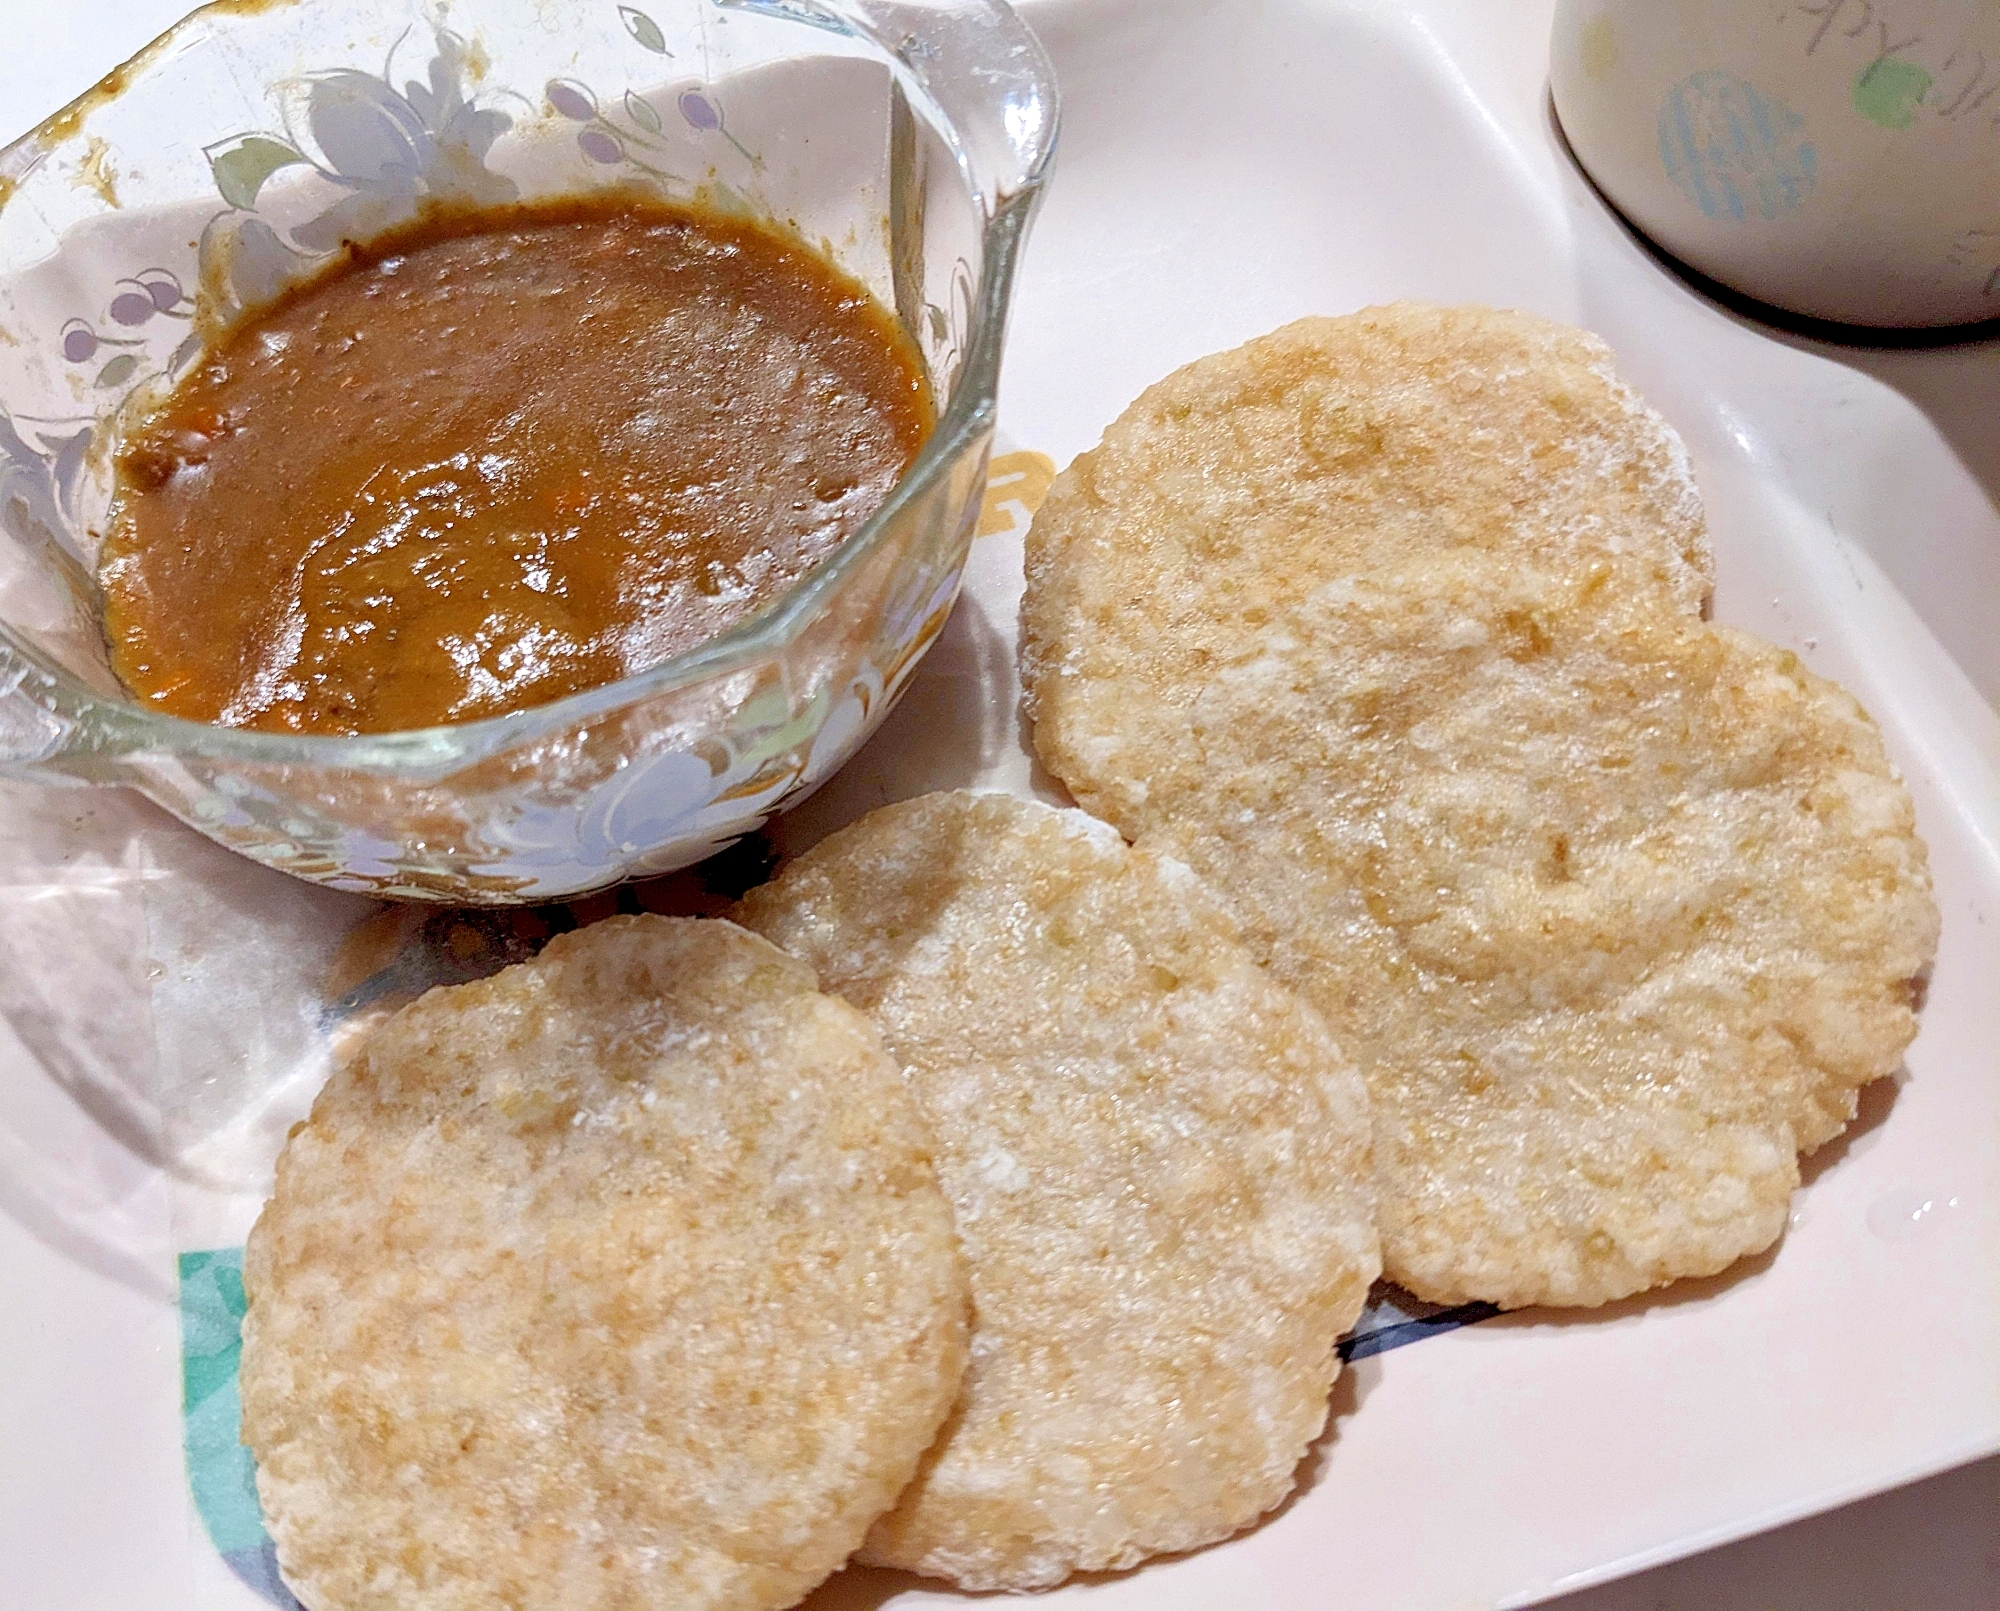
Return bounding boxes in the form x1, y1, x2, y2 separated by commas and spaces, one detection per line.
1552, 0, 2000, 327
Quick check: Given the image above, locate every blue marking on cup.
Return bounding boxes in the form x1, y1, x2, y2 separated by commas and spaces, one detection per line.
1658, 71, 1818, 223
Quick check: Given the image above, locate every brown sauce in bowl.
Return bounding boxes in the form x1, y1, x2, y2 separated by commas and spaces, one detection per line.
99, 196, 933, 734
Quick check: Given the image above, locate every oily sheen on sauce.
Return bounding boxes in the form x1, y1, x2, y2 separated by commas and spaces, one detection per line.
99, 196, 934, 735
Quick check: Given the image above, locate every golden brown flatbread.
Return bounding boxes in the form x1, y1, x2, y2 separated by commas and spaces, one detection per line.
241, 915, 968, 1611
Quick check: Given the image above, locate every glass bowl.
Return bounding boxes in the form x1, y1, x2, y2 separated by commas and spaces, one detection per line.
0, 0, 1056, 902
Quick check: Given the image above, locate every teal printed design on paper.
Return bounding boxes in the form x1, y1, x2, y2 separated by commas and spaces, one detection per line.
180, 1251, 261, 1552
179, 1250, 301, 1610
1658, 71, 1818, 223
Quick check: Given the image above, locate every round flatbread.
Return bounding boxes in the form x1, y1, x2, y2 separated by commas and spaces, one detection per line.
240, 915, 969, 1611
1021, 306, 1709, 779
738, 791, 1379, 1590
1028, 547, 1937, 1308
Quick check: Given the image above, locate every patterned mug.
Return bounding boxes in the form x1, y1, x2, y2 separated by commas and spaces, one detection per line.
1552, 0, 2000, 327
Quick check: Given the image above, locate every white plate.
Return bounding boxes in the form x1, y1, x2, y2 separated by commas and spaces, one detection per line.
2, 3, 1997, 1609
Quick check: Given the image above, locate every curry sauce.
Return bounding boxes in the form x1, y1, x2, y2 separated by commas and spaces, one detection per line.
100, 196, 934, 734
